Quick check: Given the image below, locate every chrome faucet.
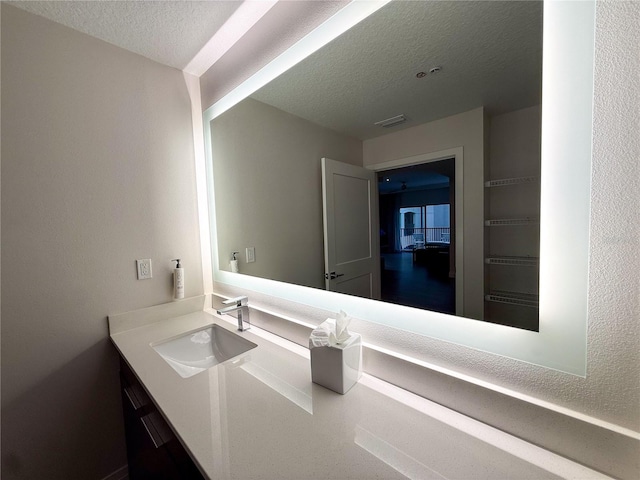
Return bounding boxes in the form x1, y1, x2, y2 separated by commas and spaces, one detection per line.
216, 296, 251, 332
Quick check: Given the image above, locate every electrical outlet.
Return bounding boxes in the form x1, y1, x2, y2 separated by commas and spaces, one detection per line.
136, 259, 153, 280
246, 247, 256, 263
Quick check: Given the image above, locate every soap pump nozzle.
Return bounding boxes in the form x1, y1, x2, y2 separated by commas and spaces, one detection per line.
232, 252, 238, 261
172, 259, 182, 268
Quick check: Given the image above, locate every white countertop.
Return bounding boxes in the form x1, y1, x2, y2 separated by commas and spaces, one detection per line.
110, 308, 609, 480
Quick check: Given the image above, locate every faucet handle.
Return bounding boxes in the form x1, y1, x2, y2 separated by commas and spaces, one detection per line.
223, 296, 248, 307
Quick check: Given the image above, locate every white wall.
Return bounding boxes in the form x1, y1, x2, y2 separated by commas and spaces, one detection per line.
363, 108, 486, 319
1, 5, 203, 479
587, 0, 639, 430
212, 97, 362, 289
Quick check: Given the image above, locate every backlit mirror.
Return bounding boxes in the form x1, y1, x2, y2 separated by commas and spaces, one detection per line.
211, 0, 542, 330
204, 0, 595, 375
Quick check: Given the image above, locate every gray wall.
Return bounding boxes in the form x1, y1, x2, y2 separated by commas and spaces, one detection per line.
212, 97, 362, 289
1, 5, 203, 479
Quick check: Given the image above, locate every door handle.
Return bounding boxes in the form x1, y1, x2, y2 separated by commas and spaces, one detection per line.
325, 272, 344, 280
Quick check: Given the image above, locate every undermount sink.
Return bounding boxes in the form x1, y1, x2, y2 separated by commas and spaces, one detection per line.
152, 324, 257, 378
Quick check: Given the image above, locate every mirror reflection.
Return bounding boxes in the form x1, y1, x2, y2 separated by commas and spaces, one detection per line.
211, 1, 542, 331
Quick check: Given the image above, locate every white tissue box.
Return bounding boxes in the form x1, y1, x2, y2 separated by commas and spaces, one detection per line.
310, 333, 362, 394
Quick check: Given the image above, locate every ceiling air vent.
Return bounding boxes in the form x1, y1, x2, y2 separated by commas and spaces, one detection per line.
374, 114, 407, 128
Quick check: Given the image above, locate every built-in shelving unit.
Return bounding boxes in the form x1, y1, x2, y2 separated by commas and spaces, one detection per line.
484, 217, 539, 227
484, 176, 538, 188
484, 173, 540, 329
484, 256, 539, 267
485, 290, 539, 308
485, 107, 542, 330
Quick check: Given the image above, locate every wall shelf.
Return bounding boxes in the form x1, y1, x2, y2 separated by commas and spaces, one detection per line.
484, 217, 539, 227
484, 176, 538, 188
485, 256, 539, 267
485, 290, 539, 308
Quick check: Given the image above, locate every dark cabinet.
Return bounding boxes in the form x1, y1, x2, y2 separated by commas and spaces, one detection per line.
119, 357, 204, 480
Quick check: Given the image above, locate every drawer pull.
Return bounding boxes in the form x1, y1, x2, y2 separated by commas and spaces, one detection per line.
140, 412, 174, 448
123, 386, 143, 411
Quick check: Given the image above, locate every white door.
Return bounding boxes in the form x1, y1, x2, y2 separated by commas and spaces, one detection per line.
322, 158, 380, 299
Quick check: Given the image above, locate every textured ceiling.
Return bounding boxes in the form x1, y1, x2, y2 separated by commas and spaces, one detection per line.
7, 0, 241, 69
252, 1, 543, 140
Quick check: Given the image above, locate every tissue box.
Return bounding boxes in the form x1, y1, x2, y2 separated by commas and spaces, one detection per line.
310, 333, 362, 394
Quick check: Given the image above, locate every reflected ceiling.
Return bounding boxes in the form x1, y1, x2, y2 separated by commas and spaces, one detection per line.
378, 161, 453, 195
252, 1, 543, 140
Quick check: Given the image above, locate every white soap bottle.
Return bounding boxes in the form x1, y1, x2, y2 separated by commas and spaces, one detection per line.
172, 259, 184, 300
230, 251, 239, 273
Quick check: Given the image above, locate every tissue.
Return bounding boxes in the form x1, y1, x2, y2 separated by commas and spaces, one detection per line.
331, 310, 351, 345
309, 320, 331, 348
309, 311, 362, 394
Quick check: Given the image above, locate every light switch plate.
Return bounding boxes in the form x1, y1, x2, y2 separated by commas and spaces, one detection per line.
136, 259, 153, 279
246, 247, 255, 263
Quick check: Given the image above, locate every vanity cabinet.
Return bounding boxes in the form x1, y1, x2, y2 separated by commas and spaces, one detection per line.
119, 357, 204, 480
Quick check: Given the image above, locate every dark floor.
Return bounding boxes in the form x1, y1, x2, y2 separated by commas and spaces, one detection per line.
381, 252, 455, 314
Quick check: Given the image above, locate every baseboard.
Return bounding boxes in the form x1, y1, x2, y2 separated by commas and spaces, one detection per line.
100, 465, 128, 480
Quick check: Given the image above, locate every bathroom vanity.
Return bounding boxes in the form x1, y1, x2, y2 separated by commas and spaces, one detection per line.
109, 298, 609, 480
119, 356, 204, 479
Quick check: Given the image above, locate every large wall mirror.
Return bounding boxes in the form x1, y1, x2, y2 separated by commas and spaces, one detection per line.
204, 0, 595, 375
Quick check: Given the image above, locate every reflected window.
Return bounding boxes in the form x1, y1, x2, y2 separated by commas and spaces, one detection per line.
400, 205, 450, 250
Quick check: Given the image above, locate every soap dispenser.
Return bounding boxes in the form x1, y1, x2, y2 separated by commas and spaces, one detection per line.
172, 259, 184, 300
230, 252, 239, 273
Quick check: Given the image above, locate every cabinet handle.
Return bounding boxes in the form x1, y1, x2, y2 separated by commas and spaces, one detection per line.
140, 412, 174, 449
123, 386, 143, 411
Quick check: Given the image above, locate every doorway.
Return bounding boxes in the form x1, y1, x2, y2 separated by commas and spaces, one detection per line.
378, 158, 456, 314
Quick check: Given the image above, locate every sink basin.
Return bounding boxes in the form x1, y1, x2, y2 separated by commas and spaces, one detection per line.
152, 324, 257, 378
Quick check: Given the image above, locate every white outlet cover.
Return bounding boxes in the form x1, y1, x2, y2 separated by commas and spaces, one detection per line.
136, 259, 153, 279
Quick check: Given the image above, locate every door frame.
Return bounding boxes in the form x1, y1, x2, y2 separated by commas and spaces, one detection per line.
367, 147, 464, 316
